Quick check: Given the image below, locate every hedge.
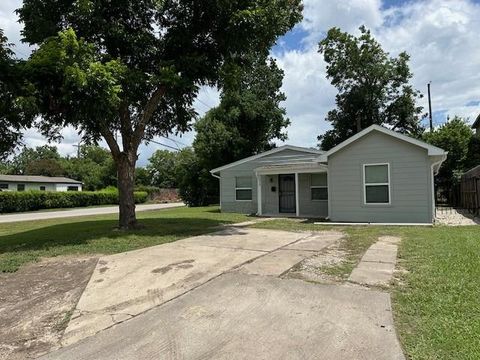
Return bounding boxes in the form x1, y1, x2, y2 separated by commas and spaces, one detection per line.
0, 190, 148, 213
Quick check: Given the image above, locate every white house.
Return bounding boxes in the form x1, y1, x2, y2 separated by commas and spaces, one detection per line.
0, 175, 83, 192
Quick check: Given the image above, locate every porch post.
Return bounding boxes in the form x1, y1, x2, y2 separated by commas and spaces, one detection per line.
257, 174, 262, 216
295, 172, 299, 217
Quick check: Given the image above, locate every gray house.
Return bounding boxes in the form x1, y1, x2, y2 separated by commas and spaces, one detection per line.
0, 175, 83, 192
211, 125, 447, 224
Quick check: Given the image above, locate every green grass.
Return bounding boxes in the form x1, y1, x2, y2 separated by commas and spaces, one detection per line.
252, 219, 480, 360
0, 206, 249, 272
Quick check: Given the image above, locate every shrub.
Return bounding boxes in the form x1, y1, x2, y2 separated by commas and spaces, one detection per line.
0, 190, 148, 213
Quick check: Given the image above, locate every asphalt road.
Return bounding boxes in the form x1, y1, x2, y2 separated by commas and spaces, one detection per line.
0, 203, 184, 223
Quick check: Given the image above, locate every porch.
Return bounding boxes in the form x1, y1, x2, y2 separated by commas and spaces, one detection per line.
254, 163, 329, 218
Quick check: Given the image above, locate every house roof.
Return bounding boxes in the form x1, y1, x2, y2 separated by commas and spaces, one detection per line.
210, 145, 324, 174
472, 114, 480, 129
317, 124, 447, 162
0, 175, 83, 184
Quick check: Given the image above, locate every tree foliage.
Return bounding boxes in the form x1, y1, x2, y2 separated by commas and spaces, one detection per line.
16, 0, 302, 228
146, 149, 179, 188
194, 53, 289, 172
0, 29, 35, 158
318, 26, 424, 150
423, 116, 474, 188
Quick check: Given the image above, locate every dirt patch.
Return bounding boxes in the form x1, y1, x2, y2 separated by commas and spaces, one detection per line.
282, 234, 348, 284
0, 256, 97, 360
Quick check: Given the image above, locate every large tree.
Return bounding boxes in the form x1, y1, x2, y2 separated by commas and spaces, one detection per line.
318, 26, 424, 150
0, 29, 35, 158
423, 116, 474, 190
194, 53, 290, 172
16, 0, 302, 229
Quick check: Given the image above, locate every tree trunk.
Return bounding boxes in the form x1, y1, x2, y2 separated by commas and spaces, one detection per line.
116, 152, 138, 230
356, 117, 362, 133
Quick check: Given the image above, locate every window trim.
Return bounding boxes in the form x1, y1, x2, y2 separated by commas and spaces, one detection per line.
310, 173, 328, 202
235, 176, 253, 202
363, 163, 391, 205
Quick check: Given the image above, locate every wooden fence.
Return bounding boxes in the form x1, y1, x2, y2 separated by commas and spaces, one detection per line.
460, 165, 480, 215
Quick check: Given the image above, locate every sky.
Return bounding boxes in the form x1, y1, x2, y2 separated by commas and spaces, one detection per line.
1, 0, 480, 166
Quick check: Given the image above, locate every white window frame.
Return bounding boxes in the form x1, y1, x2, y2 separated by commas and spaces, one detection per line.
363, 163, 391, 205
310, 173, 328, 202
235, 177, 253, 202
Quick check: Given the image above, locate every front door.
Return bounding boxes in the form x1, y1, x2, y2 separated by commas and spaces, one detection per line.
279, 174, 296, 213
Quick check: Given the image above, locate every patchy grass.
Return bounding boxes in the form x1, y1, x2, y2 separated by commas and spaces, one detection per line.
0, 206, 249, 272
251, 219, 480, 359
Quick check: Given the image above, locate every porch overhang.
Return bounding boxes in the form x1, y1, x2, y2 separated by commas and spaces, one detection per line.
254, 162, 328, 175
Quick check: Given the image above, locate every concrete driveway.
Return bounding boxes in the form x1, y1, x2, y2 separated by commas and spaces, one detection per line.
41, 227, 405, 360
0, 203, 184, 223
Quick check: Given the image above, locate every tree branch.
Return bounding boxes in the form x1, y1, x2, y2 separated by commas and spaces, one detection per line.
132, 86, 166, 150
100, 125, 121, 160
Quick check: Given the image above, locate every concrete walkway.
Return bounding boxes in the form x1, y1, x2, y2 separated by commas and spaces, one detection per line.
61, 228, 339, 346
349, 236, 401, 286
0, 203, 184, 223
39, 228, 406, 360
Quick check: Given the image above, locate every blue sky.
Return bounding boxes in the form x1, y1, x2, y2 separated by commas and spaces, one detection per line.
1, 0, 480, 166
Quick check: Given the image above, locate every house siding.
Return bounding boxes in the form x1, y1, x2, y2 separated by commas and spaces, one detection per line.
328, 131, 433, 223
219, 149, 320, 214
298, 173, 328, 218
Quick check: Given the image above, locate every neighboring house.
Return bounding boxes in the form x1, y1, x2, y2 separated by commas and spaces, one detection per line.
211, 125, 447, 224
472, 113, 480, 136
0, 175, 83, 192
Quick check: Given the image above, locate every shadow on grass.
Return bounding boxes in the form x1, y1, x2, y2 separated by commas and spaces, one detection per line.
0, 217, 226, 257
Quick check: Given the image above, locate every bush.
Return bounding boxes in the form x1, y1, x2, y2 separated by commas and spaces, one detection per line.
0, 190, 148, 213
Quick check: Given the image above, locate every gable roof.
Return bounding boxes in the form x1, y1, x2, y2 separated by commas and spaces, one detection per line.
317, 124, 446, 162
210, 145, 324, 174
0, 175, 82, 184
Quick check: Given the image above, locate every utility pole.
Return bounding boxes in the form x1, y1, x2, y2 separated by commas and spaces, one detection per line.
73, 140, 81, 158
427, 82, 433, 132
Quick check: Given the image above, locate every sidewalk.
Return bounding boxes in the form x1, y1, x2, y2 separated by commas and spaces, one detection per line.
0, 203, 184, 223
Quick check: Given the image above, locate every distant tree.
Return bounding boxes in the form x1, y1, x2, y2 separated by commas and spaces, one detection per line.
25, 158, 65, 177
194, 54, 289, 172
10, 145, 62, 174
318, 26, 424, 150
465, 136, 480, 170
423, 116, 473, 189
17, 0, 302, 229
146, 150, 178, 188
63, 145, 117, 190
135, 167, 151, 187
175, 148, 214, 207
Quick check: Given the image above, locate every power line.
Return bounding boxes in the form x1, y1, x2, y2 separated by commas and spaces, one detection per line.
146, 138, 179, 151
159, 135, 187, 148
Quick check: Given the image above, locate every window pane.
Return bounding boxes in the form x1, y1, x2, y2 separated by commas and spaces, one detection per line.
311, 173, 327, 186
0, 184, 8, 189
236, 189, 252, 200
17, 184, 25, 191
236, 176, 252, 188
67, 186, 79, 191
311, 187, 328, 200
365, 185, 389, 203
365, 165, 388, 183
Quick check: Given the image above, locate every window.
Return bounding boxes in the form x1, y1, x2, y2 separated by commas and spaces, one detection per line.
311, 173, 328, 201
40, 186, 46, 191
0, 184, 8, 190
363, 164, 390, 204
17, 184, 25, 191
235, 176, 252, 201
67, 186, 79, 191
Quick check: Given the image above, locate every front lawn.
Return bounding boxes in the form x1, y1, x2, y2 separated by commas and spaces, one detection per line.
252, 219, 480, 360
0, 206, 249, 272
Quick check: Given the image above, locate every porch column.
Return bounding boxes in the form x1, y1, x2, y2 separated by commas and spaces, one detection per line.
257, 174, 262, 215
295, 172, 299, 217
